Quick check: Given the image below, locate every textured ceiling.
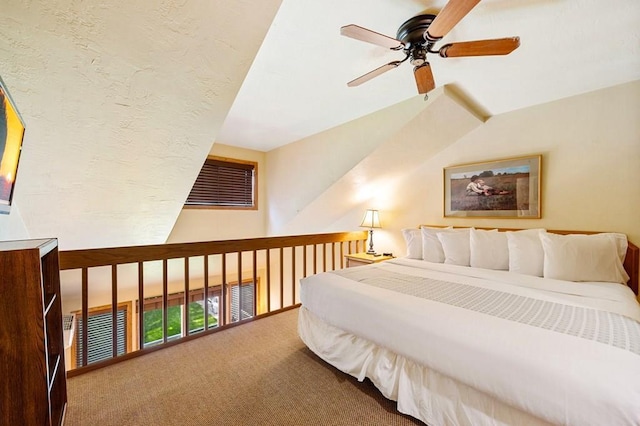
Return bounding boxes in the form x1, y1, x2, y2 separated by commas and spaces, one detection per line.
218, 0, 640, 151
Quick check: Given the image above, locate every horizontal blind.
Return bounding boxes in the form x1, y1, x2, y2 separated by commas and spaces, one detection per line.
230, 283, 255, 322
76, 309, 127, 366
186, 159, 254, 207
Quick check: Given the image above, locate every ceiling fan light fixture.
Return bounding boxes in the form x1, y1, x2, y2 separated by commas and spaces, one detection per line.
410, 48, 427, 66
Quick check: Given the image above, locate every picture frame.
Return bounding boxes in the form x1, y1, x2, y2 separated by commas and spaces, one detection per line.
443, 154, 541, 218
0, 75, 25, 215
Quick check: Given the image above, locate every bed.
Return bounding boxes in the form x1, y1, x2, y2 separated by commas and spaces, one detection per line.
298, 227, 640, 426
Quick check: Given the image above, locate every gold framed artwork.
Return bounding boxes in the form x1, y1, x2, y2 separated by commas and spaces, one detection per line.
443, 155, 541, 218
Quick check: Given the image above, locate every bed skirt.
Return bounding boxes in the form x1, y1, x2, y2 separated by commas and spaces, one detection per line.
298, 306, 551, 426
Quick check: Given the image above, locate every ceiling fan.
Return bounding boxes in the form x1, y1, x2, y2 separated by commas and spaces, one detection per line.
341, 0, 520, 94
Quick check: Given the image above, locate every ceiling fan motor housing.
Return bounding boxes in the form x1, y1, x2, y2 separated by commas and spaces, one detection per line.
396, 14, 437, 47
396, 14, 437, 66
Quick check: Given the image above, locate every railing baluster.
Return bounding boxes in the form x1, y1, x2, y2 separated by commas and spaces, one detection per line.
222, 254, 227, 326
279, 247, 284, 310
162, 259, 168, 344
81, 268, 88, 367
340, 242, 344, 269
237, 251, 242, 322
322, 243, 327, 272
313, 245, 317, 275
137, 262, 144, 350
184, 257, 190, 337
266, 249, 271, 312
291, 246, 296, 305
253, 250, 257, 321
331, 243, 336, 271
303, 245, 308, 278
111, 264, 118, 358
204, 255, 209, 331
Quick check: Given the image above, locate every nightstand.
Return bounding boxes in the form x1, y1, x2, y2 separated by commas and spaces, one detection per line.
345, 252, 394, 268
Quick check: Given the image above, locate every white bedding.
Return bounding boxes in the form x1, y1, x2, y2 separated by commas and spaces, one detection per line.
298, 258, 640, 426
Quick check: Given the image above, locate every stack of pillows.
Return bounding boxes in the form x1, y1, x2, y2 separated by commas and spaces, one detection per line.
402, 226, 630, 284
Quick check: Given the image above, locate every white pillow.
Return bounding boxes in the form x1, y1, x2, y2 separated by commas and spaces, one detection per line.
437, 229, 471, 266
541, 233, 630, 284
401, 228, 423, 259
420, 226, 454, 263
470, 228, 509, 270
506, 229, 546, 277
594, 232, 629, 263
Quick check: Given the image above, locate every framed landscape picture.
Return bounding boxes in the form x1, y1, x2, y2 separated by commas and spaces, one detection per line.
444, 155, 541, 218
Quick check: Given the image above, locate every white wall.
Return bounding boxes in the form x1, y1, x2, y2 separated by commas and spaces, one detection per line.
266, 80, 640, 258
0, 204, 29, 241
264, 94, 432, 236
167, 143, 267, 243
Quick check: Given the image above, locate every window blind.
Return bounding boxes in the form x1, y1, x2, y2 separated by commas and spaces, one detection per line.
186, 158, 254, 207
76, 309, 127, 366
230, 283, 255, 322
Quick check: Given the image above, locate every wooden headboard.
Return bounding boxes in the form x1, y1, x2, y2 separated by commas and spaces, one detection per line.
420, 225, 640, 296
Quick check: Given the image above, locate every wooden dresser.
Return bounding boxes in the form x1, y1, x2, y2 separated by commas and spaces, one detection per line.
0, 238, 67, 425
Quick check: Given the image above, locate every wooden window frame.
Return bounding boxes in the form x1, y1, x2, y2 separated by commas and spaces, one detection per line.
185, 156, 258, 211
70, 301, 132, 369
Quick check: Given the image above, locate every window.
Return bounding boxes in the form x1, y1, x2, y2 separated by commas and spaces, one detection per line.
141, 288, 221, 347
186, 156, 257, 209
71, 302, 132, 369
141, 281, 256, 348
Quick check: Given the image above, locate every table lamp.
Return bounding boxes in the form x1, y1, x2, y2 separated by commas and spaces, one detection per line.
360, 209, 381, 254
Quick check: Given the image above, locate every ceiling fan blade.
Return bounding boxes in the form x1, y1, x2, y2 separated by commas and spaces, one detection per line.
425, 0, 481, 41
340, 24, 404, 50
347, 61, 402, 87
439, 37, 520, 57
414, 63, 435, 94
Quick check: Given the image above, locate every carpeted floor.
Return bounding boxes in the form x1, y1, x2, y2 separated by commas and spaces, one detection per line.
65, 308, 425, 425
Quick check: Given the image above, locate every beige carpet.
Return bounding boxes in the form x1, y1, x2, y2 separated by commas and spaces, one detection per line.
65, 308, 425, 425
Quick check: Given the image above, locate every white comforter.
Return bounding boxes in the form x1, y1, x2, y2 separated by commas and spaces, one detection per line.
299, 258, 640, 426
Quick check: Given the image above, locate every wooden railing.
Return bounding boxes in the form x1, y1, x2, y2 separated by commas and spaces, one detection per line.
59, 231, 368, 376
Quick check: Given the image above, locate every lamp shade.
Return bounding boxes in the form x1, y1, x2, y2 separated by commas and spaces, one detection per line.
360, 209, 381, 229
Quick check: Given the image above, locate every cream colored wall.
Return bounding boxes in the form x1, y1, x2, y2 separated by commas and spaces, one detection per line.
389, 80, 640, 251
265, 94, 432, 236
0, 204, 29, 241
266, 88, 488, 239
266, 80, 640, 258
167, 143, 267, 243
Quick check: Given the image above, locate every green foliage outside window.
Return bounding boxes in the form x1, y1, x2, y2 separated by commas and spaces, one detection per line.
144, 302, 218, 344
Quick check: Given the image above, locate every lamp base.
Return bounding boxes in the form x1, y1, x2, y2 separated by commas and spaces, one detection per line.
366, 228, 375, 255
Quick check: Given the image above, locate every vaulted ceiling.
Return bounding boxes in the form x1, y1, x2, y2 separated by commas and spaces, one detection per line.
1, 0, 639, 249
219, 0, 640, 151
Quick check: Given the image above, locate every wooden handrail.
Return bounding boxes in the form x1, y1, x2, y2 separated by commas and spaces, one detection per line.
59, 231, 367, 269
